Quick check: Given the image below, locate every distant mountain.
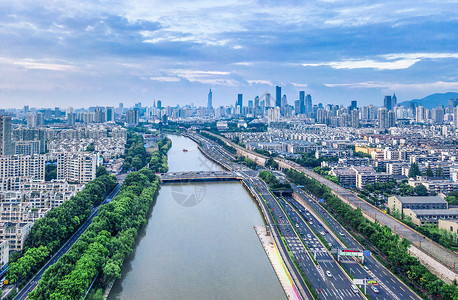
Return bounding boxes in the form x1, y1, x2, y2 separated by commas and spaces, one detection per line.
399, 92, 458, 109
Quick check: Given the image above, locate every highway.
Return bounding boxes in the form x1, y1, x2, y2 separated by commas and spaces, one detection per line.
191, 131, 425, 300
281, 160, 458, 275
13, 183, 122, 300
285, 189, 420, 300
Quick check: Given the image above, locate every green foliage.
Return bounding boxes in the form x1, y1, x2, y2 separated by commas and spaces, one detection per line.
414, 184, 428, 196
200, 131, 236, 154
436, 166, 444, 178
259, 171, 291, 190
425, 165, 434, 177
149, 137, 171, 173
294, 151, 338, 168
7, 175, 116, 285
285, 168, 458, 300
408, 163, 421, 178
45, 164, 57, 181
265, 158, 279, 169
354, 151, 371, 158
86, 143, 95, 152
96, 166, 108, 177
121, 133, 148, 172
446, 195, 458, 205
29, 170, 161, 300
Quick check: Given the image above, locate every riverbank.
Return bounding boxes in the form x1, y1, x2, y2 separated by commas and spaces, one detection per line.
254, 225, 303, 300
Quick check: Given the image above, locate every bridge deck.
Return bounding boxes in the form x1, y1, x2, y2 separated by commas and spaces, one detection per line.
159, 171, 241, 183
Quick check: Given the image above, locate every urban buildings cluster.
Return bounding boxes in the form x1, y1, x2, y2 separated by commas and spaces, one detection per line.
0, 115, 127, 272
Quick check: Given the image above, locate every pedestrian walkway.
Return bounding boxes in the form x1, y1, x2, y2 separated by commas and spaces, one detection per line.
254, 225, 304, 300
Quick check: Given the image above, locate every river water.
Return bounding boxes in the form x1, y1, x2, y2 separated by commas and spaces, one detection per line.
108, 134, 285, 300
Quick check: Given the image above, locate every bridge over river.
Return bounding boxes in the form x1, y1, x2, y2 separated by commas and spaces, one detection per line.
159, 171, 242, 183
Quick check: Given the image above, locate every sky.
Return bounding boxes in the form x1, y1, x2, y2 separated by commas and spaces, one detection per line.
1, 0, 458, 109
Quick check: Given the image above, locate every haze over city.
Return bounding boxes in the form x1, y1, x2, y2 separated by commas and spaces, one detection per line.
1, 0, 458, 108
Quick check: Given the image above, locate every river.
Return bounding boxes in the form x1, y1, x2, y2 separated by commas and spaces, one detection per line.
108, 134, 285, 300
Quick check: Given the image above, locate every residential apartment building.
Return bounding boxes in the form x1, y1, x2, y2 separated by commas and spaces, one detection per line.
0, 154, 45, 181
57, 152, 99, 184
0, 222, 32, 251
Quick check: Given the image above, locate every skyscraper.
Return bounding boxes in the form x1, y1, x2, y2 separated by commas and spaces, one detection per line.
351, 109, 359, 128
265, 93, 271, 107
207, 89, 213, 109
350, 100, 358, 111
306, 94, 312, 116
0, 115, 13, 155
384, 95, 393, 111
377, 108, 388, 129
275, 86, 281, 107
299, 91, 305, 114
157, 100, 162, 110
237, 94, 243, 108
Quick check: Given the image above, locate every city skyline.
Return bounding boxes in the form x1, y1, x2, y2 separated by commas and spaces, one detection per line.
1, 1, 458, 108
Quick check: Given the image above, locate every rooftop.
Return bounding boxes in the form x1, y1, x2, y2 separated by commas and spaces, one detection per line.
395, 195, 446, 204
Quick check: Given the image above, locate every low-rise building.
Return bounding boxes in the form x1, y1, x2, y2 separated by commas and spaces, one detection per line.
388, 195, 448, 214
0, 240, 8, 274
404, 208, 458, 226
439, 219, 458, 235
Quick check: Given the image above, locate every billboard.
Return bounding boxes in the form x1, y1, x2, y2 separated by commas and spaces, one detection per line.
339, 248, 363, 257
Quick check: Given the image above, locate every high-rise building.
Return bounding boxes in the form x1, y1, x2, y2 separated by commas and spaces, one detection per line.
281, 94, 288, 108
388, 110, 396, 128
384, 95, 393, 111
449, 99, 458, 113
207, 89, 213, 109
275, 86, 281, 107
0, 115, 13, 156
294, 100, 300, 115
416, 105, 426, 123
454, 107, 458, 129
377, 108, 388, 129
350, 100, 358, 111
299, 91, 305, 114
306, 94, 312, 116
265, 93, 271, 107
126, 109, 139, 127
57, 152, 98, 184
106, 107, 115, 122
351, 109, 359, 128
236, 94, 243, 108
392, 93, 397, 107
157, 100, 162, 110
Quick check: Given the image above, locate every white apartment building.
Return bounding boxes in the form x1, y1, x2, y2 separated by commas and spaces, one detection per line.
0, 154, 45, 181
0, 222, 32, 251
57, 152, 99, 184
0, 240, 8, 273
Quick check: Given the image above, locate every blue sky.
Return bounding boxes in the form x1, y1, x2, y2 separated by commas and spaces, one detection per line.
1, 0, 457, 108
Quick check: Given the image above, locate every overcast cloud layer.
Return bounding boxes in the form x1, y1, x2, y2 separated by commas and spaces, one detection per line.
1, 0, 458, 108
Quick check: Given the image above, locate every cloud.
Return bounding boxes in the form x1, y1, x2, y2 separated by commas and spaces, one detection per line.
149, 76, 180, 82
325, 81, 458, 91
302, 52, 458, 70
247, 80, 273, 86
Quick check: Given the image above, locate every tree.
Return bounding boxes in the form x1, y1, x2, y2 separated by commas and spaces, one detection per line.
86, 143, 95, 152
436, 166, 444, 178
425, 165, 434, 177
96, 166, 108, 177
408, 163, 421, 178
414, 184, 428, 196
45, 164, 57, 181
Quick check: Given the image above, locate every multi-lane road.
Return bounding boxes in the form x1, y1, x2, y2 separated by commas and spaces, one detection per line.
13, 182, 122, 300
193, 132, 423, 300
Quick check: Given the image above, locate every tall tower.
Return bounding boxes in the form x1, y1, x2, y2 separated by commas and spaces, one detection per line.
384, 95, 393, 111
299, 91, 305, 114
0, 115, 13, 155
275, 86, 281, 107
237, 94, 243, 108
207, 89, 213, 109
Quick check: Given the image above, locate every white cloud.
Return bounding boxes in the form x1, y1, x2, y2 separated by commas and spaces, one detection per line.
149, 76, 180, 82
303, 58, 420, 70
247, 80, 272, 86
325, 81, 458, 91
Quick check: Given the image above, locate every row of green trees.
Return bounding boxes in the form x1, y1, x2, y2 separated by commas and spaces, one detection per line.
121, 133, 149, 172
285, 168, 458, 299
8, 175, 117, 285
259, 171, 291, 190
149, 137, 172, 173
200, 131, 237, 155
29, 169, 161, 300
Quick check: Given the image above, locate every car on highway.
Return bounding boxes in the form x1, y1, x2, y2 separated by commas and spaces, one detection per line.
370, 285, 379, 293
351, 285, 359, 294
339, 231, 345, 236
326, 271, 332, 277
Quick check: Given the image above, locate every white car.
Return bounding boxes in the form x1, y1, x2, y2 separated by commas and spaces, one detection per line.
371, 285, 379, 293
326, 271, 332, 277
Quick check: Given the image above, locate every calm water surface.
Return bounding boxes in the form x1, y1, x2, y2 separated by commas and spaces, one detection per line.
108, 134, 285, 300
